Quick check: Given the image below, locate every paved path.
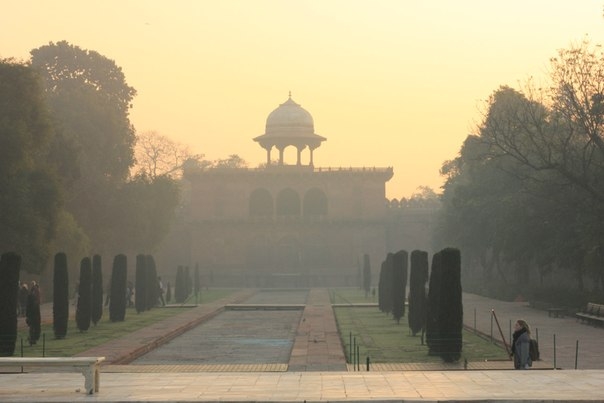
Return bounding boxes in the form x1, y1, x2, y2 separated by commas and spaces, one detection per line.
3, 289, 604, 401
462, 293, 604, 369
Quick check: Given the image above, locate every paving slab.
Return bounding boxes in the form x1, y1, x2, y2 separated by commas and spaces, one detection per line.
5, 289, 604, 402
1, 369, 603, 401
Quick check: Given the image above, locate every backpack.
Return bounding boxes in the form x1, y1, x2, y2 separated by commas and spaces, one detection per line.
529, 339, 540, 362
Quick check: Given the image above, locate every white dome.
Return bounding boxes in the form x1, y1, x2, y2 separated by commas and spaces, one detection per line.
265, 96, 314, 137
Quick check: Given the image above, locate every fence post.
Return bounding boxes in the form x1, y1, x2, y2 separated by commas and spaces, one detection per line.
366, 356, 370, 371
356, 345, 360, 371
490, 311, 493, 342
42, 333, 45, 357
575, 340, 579, 370
554, 333, 556, 369
349, 332, 352, 364
473, 308, 476, 333
353, 336, 356, 371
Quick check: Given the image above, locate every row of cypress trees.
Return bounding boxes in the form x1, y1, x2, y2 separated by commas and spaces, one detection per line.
376, 247, 462, 362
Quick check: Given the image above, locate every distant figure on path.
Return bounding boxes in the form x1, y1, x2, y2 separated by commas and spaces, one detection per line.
511, 319, 531, 369
26, 281, 41, 345
18, 283, 28, 317
157, 277, 166, 306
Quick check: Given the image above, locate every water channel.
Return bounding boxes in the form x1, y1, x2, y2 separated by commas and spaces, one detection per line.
132, 290, 308, 365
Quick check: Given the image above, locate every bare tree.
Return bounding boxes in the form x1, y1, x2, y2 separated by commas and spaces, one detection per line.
133, 131, 204, 179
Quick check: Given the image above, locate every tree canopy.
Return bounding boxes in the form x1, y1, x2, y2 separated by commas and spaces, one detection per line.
437, 40, 604, 296
0, 60, 62, 273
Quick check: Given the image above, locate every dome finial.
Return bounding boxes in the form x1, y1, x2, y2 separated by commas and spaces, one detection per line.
288, 91, 292, 99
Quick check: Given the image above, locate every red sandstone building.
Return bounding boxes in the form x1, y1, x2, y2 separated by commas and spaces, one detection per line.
167, 96, 434, 287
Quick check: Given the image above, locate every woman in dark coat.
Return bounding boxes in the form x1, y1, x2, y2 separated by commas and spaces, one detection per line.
25, 282, 41, 346
510, 319, 531, 369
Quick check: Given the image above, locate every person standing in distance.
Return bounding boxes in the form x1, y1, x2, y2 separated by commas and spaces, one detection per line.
511, 319, 531, 369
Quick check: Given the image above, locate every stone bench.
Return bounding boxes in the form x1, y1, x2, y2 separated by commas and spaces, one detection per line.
0, 356, 105, 395
576, 303, 604, 326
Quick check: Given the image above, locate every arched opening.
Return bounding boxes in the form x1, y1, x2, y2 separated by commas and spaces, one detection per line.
249, 188, 273, 217
276, 188, 301, 216
303, 188, 328, 216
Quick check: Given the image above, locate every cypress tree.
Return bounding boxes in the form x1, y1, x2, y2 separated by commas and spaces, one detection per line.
391, 250, 408, 324
408, 250, 429, 336
91, 255, 103, 325
381, 253, 394, 315
135, 254, 146, 313
439, 248, 463, 362
175, 266, 185, 303
426, 251, 442, 355
145, 255, 158, 310
0, 252, 21, 356
165, 281, 171, 303
362, 254, 371, 298
378, 259, 386, 312
75, 257, 92, 332
109, 254, 128, 322
53, 252, 69, 339
194, 263, 200, 303
185, 266, 192, 298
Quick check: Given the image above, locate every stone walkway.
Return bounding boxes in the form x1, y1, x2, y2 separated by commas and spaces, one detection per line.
2, 289, 604, 401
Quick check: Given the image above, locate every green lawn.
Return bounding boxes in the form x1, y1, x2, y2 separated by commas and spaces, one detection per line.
331, 288, 509, 363
16, 289, 235, 357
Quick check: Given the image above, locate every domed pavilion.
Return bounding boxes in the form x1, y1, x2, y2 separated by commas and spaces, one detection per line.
254, 94, 326, 166
166, 95, 399, 287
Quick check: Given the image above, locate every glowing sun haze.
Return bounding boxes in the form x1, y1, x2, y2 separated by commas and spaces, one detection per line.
2, 1, 603, 198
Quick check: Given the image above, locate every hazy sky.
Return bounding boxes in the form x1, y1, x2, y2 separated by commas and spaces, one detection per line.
2, 1, 603, 198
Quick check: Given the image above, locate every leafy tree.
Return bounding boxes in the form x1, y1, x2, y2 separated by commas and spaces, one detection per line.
109, 254, 127, 322
109, 174, 181, 254
91, 254, 103, 325
436, 40, 604, 296
0, 60, 62, 274
213, 154, 248, 169
52, 252, 69, 339
75, 257, 92, 332
30, 41, 136, 252
408, 250, 428, 336
391, 250, 408, 324
0, 252, 21, 356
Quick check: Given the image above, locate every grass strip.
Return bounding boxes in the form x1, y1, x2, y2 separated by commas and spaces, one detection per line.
332, 288, 509, 363
16, 289, 235, 357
